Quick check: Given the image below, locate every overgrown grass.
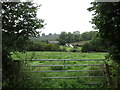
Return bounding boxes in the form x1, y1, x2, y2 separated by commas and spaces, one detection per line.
11, 51, 107, 60
60, 46, 82, 52
11, 51, 108, 88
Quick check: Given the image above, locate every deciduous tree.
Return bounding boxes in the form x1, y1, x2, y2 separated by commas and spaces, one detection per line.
2, 2, 45, 88
88, 2, 120, 64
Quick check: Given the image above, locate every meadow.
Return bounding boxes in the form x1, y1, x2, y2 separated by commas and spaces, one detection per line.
12, 51, 108, 88
12, 51, 107, 60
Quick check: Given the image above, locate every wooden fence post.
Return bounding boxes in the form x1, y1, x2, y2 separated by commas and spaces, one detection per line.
13, 60, 21, 88
104, 63, 112, 88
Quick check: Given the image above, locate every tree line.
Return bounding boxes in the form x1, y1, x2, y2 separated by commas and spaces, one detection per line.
58, 31, 97, 45
31, 33, 59, 42
31, 31, 97, 45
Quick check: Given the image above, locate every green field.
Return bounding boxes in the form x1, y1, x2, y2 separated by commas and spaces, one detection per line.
12, 52, 108, 88
12, 51, 107, 60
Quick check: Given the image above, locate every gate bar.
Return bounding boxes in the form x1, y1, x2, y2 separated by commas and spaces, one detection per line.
43, 76, 105, 79
22, 70, 104, 72
26, 64, 104, 67
14, 59, 104, 61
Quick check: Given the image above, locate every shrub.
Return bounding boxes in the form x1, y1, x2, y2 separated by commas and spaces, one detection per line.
27, 41, 61, 51
50, 44, 61, 51
81, 43, 92, 52
27, 41, 44, 51
60, 46, 67, 52
70, 48, 77, 52
81, 35, 107, 52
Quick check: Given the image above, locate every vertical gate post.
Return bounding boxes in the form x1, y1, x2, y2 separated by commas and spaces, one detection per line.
13, 60, 21, 88
104, 63, 112, 88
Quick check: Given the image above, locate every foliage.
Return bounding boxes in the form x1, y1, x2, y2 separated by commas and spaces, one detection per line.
80, 31, 97, 41
59, 31, 68, 45
90, 34, 107, 51
27, 41, 61, 51
59, 31, 81, 45
58, 31, 97, 45
27, 41, 44, 51
81, 33, 107, 52
60, 46, 67, 52
81, 35, 107, 53
26, 41, 83, 52
31, 31, 97, 45
2, 2, 44, 52
73, 31, 81, 42
81, 42, 92, 53
2, 2, 44, 88
88, 2, 120, 87
2, 51, 15, 88
69, 47, 81, 52
87, 2, 120, 64
59, 46, 82, 52
31, 33, 60, 42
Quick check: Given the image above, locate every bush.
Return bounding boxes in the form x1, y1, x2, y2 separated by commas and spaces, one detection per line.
81, 43, 92, 52
70, 48, 77, 52
27, 41, 61, 51
50, 44, 61, 51
27, 41, 44, 51
81, 35, 107, 52
60, 46, 67, 52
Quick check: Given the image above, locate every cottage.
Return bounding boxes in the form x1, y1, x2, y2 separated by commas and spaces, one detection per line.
48, 41, 59, 44
71, 42, 85, 46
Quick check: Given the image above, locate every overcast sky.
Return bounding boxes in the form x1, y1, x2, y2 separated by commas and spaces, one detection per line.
33, 0, 95, 35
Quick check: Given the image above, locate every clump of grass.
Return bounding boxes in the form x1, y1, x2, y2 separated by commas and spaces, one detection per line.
83, 66, 104, 76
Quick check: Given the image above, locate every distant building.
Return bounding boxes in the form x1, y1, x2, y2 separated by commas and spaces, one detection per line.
48, 41, 59, 44
71, 42, 85, 46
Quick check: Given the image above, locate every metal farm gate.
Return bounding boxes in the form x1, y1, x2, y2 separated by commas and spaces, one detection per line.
14, 59, 112, 87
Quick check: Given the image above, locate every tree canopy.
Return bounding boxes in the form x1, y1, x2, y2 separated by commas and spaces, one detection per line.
2, 2, 45, 52
80, 31, 97, 41
2, 2, 45, 88
58, 31, 97, 45
88, 2, 120, 63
